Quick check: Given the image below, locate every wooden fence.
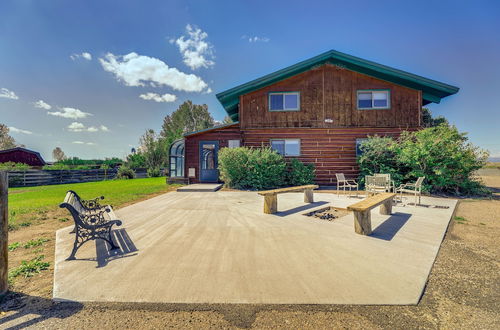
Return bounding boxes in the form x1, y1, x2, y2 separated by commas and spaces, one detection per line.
7, 168, 152, 187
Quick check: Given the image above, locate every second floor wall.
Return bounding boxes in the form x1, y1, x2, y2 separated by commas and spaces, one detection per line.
239, 64, 422, 129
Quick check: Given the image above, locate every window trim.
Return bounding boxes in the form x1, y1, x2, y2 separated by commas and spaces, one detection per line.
357, 89, 391, 110
268, 92, 301, 112
270, 138, 301, 156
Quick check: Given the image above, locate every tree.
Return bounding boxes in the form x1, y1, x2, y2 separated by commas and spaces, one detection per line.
160, 101, 215, 152
52, 147, 66, 161
221, 116, 233, 125
421, 107, 448, 127
0, 124, 17, 150
139, 129, 167, 170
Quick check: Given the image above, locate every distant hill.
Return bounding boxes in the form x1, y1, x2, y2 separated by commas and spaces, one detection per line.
488, 157, 500, 162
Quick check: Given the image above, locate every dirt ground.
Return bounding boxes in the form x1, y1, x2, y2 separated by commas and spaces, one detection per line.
1, 174, 499, 329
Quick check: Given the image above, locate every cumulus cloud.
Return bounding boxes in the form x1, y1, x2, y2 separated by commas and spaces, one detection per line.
67, 122, 108, 133
48, 107, 92, 119
0, 88, 19, 100
99, 52, 209, 92
139, 92, 177, 103
70, 52, 92, 60
242, 35, 270, 43
33, 100, 52, 110
8, 126, 32, 134
170, 24, 215, 70
72, 141, 95, 145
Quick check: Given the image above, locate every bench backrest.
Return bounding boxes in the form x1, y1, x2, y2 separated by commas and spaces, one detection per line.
374, 173, 391, 181
366, 176, 388, 188
61, 190, 85, 214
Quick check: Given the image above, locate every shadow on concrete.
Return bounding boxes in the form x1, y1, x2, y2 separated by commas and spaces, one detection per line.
72, 228, 138, 267
370, 212, 412, 241
275, 201, 329, 217
0, 292, 82, 329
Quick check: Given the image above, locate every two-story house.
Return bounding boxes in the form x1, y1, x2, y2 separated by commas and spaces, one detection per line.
168, 49, 459, 185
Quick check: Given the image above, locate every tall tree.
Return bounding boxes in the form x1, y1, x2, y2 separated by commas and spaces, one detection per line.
139, 129, 167, 169
0, 124, 16, 150
160, 101, 215, 150
52, 147, 66, 161
421, 107, 448, 127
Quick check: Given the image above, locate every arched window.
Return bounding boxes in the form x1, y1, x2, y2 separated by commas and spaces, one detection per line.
169, 139, 184, 177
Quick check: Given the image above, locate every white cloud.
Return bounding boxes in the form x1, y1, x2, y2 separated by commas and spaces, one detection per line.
70, 52, 92, 60
139, 92, 177, 103
72, 141, 95, 145
0, 88, 19, 100
242, 35, 270, 43
33, 100, 52, 110
48, 107, 92, 119
67, 122, 108, 133
99, 52, 209, 92
8, 126, 32, 135
170, 24, 215, 70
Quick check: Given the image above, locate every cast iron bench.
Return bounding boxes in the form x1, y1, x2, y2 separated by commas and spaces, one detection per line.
258, 184, 319, 214
347, 192, 396, 235
60, 190, 122, 260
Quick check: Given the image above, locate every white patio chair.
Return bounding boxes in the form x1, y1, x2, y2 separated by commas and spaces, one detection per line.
374, 173, 396, 193
396, 176, 425, 206
365, 175, 389, 195
335, 173, 358, 197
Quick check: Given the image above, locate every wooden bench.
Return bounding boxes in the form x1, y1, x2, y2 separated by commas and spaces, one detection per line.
60, 190, 122, 260
258, 185, 319, 214
347, 192, 396, 235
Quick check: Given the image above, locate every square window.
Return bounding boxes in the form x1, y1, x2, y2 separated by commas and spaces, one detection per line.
271, 140, 285, 155
270, 139, 300, 156
357, 90, 390, 109
228, 140, 240, 148
269, 92, 300, 111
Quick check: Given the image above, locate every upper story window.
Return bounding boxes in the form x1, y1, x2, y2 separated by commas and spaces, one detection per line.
269, 92, 300, 111
357, 90, 390, 110
270, 139, 300, 156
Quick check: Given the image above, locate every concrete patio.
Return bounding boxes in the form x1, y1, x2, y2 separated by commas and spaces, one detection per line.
53, 191, 457, 305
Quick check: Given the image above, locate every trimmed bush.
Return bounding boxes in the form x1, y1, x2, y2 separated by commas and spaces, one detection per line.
147, 167, 162, 177
218, 147, 286, 190
43, 163, 70, 170
0, 162, 30, 171
358, 124, 489, 196
116, 165, 136, 179
286, 159, 315, 186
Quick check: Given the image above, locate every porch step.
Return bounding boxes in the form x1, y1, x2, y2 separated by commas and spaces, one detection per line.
177, 183, 223, 192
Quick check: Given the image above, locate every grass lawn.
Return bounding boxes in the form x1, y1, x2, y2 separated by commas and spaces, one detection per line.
8, 177, 179, 229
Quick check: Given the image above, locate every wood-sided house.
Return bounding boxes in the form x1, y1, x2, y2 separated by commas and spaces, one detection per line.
169, 50, 459, 186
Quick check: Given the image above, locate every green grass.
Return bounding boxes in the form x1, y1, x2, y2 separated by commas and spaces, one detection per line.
8, 255, 50, 281
8, 242, 20, 251
8, 177, 179, 230
23, 238, 49, 249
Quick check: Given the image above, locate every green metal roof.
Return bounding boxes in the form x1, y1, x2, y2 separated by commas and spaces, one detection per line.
216, 49, 459, 121
183, 121, 239, 137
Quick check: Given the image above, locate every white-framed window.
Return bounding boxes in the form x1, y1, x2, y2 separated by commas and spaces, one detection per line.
269, 92, 300, 111
357, 90, 390, 109
228, 140, 240, 148
270, 139, 300, 156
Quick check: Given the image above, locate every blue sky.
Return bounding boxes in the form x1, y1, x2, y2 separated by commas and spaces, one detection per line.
1, 0, 499, 161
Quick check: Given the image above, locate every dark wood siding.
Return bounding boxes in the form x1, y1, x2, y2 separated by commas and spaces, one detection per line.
184, 124, 417, 185
239, 64, 421, 129
0, 149, 46, 166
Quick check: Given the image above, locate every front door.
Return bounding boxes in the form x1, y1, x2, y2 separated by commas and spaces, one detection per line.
199, 141, 219, 182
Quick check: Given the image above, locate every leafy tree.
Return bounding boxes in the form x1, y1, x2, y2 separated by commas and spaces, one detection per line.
52, 147, 66, 161
139, 129, 167, 171
126, 152, 146, 169
421, 107, 448, 127
0, 124, 17, 150
160, 100, 215, 154
221, 116, 233, 125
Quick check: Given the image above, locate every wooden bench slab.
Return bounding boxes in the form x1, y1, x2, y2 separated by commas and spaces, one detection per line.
347, 193, 396, 235
258, 185, 319, 214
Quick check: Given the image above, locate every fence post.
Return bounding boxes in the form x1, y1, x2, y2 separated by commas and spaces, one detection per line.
0, 171, 8, 295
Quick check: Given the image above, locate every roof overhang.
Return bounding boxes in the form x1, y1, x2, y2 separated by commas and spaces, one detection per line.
216, 49, 459, 121
183, 122, 239, 138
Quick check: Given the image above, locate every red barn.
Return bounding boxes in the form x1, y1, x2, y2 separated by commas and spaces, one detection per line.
0, 147, 46, 167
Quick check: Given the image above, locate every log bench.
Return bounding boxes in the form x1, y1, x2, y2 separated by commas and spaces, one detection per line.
60, 190, 122, 260
258, 185, 319, 214
347, 192, 396, 235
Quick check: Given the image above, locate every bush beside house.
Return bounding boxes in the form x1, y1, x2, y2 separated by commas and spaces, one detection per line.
358, 124, 489, 196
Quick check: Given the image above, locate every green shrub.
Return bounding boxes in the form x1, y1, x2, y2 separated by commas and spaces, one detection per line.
286, 159, 315, 186
218, 147, 286, 190
74, 165, 92, 170
0, 162, 30, 171
147, 167, 162, 177
116, 165, 136, 179
43, 163, 70, 170
357, 124, 489, 196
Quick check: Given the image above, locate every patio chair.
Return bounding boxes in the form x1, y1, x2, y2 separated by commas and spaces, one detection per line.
335, 173, 358, 197
396, 176, 425, 206
365, 175, 389, 195
374, 173, 396, 193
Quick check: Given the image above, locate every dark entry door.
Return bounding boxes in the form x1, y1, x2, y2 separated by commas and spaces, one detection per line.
199, 141, 219, 182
